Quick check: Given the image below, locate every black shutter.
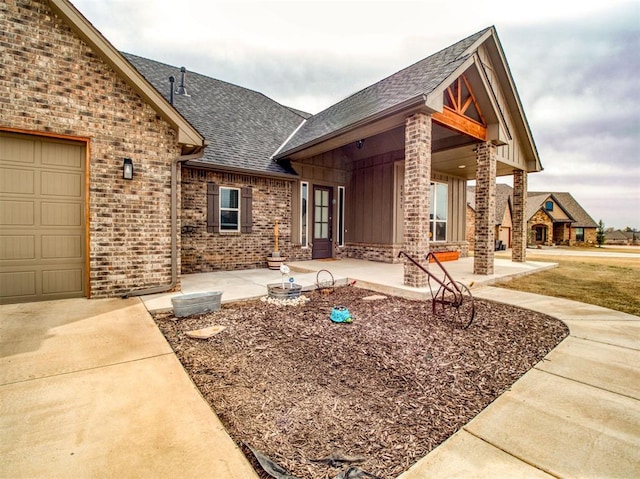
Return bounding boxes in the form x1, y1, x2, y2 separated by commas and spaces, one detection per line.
207, 183, 219, 233
241, 187, 253, 233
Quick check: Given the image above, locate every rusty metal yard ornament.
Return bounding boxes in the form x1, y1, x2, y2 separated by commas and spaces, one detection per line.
398, 250, 475, 329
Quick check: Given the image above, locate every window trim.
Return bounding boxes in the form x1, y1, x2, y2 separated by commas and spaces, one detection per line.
430, 181, 448, 242
337, 186, 345, 247
300, 181, 309, 248
207, 183, 252, 234
219, 186, 241, 232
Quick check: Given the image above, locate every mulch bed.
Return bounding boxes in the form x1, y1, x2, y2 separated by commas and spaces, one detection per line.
153, 286, 568, 479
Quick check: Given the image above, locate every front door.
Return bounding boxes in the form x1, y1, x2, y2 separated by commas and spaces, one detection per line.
312, 186, 332, 259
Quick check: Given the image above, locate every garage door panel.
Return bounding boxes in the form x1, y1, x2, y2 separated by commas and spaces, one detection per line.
41, 202, 82, 226
41, 171, 82, 197
0, 133, 85, 303
42, 142, 84, 169
0, 167, 35, 195
42, 269, 82, 294
0, 136, 35, 164
0, 271, 37, 298
42, 235, 82, 259
0, 236, 36, 260
0, 200, 35, 226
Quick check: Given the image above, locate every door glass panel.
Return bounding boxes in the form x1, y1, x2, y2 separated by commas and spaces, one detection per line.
314, 188, 330, 240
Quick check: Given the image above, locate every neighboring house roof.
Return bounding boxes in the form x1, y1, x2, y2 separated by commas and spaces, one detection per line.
605, 230, 629, 241
47, 0, 204, 149
467, 184, 513, 225
528, 192, 598, 228
123, 54, 306, 177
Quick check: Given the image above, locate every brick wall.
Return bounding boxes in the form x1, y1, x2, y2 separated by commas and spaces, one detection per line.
403, 113, 431, 287
2, 0, 181, 297
181, 168, 300, 272
512, 169, 527, 262
473, 142, 496, 274
528, 210, 554, 245
338, 242, 404, 263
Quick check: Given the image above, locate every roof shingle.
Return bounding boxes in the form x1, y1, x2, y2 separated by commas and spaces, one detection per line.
123, 53, 306, 176
277, 27, 491, 155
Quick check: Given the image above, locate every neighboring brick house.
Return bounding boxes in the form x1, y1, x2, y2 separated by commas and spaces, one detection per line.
1, 0, 542, 303
527, 192, 598, 246
467, 185, 598, 249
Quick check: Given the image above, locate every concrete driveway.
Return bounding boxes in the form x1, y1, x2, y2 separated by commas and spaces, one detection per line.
0, 297, 257, 478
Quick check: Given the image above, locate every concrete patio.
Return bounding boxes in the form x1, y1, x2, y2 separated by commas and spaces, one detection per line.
140, 256, 557, 313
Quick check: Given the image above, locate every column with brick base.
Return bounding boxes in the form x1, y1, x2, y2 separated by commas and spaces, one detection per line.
473, 142, 497, 275
512, 169, 528, 262
403, 113, 432, 287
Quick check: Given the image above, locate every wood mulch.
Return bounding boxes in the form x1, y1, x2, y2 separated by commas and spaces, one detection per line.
153, 286, 568, 479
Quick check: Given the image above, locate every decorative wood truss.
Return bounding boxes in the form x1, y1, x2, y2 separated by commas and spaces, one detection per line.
433, 74, 487, 141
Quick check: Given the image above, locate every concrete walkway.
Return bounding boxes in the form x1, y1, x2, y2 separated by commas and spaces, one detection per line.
2, 256, 639, 478
399, 287, 640, 478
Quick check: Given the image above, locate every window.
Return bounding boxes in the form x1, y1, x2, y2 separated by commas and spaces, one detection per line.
575, 227, 584, 242
337, 186, 345, 247
430, 182, 448, 241
300, 182, 308, 248
207, 183, 252, 233
545, 201, 553, 211
220, 187, 240, 231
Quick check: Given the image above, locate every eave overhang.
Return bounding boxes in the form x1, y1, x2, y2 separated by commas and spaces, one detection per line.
274, 94, 435, 161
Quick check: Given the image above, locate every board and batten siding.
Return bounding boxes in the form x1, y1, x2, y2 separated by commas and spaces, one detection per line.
477, 44, 530, 170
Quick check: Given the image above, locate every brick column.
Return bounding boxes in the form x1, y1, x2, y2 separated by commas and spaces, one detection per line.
473, 142, 497, 275
403, 113, 432, 287
512, 169, 528, 262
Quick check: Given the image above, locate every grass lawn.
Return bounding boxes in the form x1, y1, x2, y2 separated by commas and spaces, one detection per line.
494, 247, 640, 317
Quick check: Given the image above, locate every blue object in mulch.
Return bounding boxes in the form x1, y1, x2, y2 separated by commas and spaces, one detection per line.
330, 306, 353, 323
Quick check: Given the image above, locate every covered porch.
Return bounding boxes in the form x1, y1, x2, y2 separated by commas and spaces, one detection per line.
275, 28, 541, 289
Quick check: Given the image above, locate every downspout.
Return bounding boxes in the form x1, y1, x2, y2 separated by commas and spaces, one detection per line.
123, 151, 204, 298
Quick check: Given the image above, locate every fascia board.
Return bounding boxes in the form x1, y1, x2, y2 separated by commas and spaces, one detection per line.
483, 29, 542, 172
274, 94, 430, 160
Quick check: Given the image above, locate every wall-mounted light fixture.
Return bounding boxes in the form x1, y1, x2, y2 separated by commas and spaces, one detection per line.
356, 139, 365, 150
123, 158, 133, 180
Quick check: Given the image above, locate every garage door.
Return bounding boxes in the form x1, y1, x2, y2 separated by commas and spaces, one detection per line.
0, 132, 86, 304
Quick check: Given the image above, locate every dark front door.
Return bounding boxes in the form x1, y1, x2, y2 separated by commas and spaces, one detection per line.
312, 186, 332, 259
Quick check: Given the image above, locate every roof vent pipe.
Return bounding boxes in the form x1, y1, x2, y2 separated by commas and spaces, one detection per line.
176, 67, 190, 96
169, 75, 175, 104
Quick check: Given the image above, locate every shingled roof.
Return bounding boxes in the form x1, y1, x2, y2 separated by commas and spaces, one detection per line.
123, 53, 306, 176
275, 27, 492, 157
528, 192, 598, 227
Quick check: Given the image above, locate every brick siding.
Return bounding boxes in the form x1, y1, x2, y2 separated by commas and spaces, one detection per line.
2, 0, 181, 297
512, 169, 527, 262
181, 168, 304, 272
403, 113, 431, 287
473, 142, 496, 274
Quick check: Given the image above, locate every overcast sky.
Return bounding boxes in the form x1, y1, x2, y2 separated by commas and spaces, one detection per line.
73, 0, 640, 229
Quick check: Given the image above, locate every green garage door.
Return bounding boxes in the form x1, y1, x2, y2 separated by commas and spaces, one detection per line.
0, 132, 86, 304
